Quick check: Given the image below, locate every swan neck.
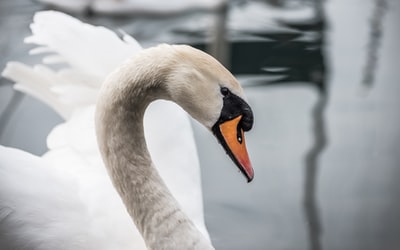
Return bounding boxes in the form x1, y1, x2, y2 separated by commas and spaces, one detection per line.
95, 59, 213, 249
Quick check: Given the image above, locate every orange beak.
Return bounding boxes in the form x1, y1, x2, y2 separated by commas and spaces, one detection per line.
218, 115, 254, 182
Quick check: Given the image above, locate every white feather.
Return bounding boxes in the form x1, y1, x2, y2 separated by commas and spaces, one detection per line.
1, 11, 210, 249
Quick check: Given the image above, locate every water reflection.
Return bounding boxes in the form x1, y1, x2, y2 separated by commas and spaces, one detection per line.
303, 92, 327, 250
208, 3, 229, 67
361, 0, 387, 89
190, 1, 328, 249
0, 88, 24, 139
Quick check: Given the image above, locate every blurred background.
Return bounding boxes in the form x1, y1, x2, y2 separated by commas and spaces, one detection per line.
0, 0, 399, 249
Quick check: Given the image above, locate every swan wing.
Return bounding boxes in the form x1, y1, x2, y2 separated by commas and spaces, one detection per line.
25, 11, 142, 78
0, 144, 147, 250
2, 11, 141, 119
0, 146, 93, 250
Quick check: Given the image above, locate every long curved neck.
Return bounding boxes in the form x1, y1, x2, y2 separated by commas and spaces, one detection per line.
95, 55, 213, 250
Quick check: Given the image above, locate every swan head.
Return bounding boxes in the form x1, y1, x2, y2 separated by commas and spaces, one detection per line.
161, 45, 255, 182
101, 44, 255, 181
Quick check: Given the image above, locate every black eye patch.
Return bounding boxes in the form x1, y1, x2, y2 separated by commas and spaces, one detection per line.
214, 89, 253, 132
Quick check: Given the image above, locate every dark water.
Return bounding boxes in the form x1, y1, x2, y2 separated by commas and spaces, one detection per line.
1, 0, 399, 249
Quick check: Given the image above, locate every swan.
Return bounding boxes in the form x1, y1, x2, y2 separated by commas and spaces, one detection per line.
1, 11, 205, 249
0, 11, 254, 249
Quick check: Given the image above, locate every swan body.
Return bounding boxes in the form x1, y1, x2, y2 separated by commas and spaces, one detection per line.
0, 11, 254, 250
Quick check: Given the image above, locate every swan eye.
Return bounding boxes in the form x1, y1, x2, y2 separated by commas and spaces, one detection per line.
220, 87, 230, 96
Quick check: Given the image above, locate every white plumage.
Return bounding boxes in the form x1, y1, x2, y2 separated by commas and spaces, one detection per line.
1, 11, 210, 249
